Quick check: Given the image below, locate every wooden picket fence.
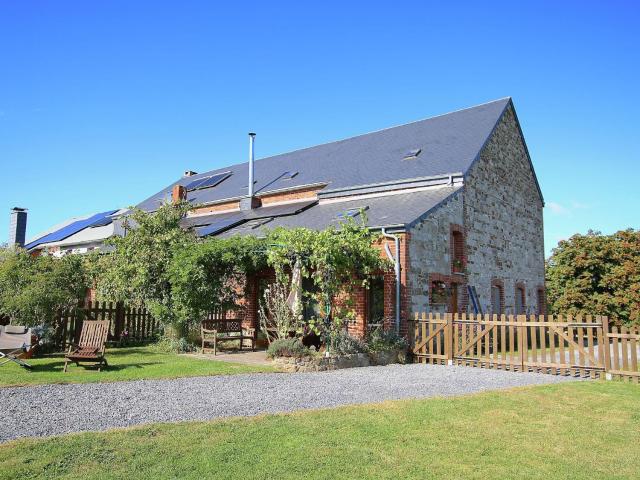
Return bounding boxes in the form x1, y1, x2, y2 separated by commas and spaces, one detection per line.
410, 313, 640, 382
55, 301, 159, 349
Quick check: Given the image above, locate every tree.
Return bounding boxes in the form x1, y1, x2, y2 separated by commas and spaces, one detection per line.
0, 247, 88, 326
92, 202, 196, 335
546, 229, 640, 325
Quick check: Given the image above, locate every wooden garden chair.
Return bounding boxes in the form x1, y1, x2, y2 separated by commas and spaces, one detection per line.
64, 320, 110, 372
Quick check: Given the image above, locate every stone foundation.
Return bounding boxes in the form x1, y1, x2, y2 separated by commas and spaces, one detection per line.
272, 350, 405, 372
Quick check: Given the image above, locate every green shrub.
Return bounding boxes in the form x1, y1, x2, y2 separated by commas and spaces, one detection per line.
266, 338, 313, 358
366, 328, 408, 352
330, 331, 367, 355
152, 336, 197, 354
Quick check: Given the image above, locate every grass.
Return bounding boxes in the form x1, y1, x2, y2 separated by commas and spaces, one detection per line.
0, 346, 274, 387
1, 381, 638, 479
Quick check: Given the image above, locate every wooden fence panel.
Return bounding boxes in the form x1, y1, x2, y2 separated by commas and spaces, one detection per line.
52, 301, 158, 349
409, 313, 640, 380
607, 325, 640, 382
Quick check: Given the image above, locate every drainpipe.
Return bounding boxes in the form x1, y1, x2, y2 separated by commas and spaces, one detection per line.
381, 228, 401, 334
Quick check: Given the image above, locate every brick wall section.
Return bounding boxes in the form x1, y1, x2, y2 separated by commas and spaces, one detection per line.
259, 185, 324, 205
463, 104, 545, 315
191, 201, 241, 215
189, 185, 323, 216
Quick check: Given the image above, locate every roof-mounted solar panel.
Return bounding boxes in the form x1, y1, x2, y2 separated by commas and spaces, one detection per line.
403, 148, 422, 159
186, 172, 232, 191
25, 209, 119, 250
89, 216, 115, 228
195, 216, 244, 237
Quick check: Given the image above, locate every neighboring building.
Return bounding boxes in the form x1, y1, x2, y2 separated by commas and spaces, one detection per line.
23, 209, 126, 257
135, 97, 545, 337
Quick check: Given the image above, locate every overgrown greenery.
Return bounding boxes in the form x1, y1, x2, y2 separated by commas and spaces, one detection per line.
2, 382, 638, 479
1, 204, 388, 350
0, 247, 88, 326
169, 235, 266, 333
265, 215, 389, 341
546, 229, 640, 325
265, 337, 313, 359
92, 202, 196, 336
365, 328, 408, 353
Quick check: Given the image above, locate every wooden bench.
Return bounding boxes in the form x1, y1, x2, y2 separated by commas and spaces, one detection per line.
201, 319, 255, 355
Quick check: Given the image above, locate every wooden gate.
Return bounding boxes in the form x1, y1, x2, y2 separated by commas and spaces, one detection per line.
411, 313, 639, 382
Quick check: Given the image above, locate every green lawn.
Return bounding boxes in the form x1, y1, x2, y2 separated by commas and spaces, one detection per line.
0, 346, 274, 387
1, 381, 638, 479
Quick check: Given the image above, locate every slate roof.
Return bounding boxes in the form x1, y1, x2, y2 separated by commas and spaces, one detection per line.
136, 98, 511, 212
216, 186, 462, 238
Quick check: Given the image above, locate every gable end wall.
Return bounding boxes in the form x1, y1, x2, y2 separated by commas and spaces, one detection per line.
463, 104, 545, 314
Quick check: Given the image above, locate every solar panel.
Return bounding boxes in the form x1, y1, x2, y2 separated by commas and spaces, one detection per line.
186, 172, 231, 191
25, 209, 119, 250
89, 216, 115, 228
195, 216, 245, 237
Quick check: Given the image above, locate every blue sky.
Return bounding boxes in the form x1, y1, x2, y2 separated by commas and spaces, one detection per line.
0, 1, 638, 255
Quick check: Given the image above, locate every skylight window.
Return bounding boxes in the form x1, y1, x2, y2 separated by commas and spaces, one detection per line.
281, 171, 298, 180
403, 148, 422, 160
186, 172, 232, 191
336, 206, 369, 219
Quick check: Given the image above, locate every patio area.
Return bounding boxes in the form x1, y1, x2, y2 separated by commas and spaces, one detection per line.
185, 349, 271, 367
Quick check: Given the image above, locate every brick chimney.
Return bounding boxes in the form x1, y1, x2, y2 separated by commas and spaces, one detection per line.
172, 185, 187, 203
9, 207, 27, 248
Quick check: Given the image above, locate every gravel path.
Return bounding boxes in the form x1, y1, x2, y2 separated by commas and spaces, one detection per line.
1, 364, 578, 443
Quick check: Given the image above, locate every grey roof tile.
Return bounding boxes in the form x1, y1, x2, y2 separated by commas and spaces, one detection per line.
136, 98, 509, 212
216, 186, 461, 237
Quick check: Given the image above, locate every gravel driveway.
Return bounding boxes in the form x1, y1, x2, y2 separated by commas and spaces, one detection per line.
1, 364, 578, 442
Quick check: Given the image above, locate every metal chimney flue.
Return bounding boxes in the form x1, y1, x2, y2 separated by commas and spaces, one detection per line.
248, 132, 256, 198
240, 133, 261, 210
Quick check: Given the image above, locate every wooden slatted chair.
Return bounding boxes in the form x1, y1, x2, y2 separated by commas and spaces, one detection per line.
64, 320, 110, 372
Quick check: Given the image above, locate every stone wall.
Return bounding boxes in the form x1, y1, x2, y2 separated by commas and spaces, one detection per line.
406, 189, 464, 314
463, 104, 545, 314
272, 350, 405, 372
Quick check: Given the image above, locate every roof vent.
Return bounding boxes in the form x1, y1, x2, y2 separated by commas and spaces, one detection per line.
403, 148, 422, 160
183, 170, 198, 177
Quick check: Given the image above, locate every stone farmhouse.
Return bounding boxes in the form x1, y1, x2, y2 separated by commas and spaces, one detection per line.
15, 98, 545, 337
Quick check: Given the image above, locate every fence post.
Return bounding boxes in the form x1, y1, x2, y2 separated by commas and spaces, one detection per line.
602, 316, 612, 380
518, 315, 526, 372
114, 302, 125, 340
445, 313, 453, 365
